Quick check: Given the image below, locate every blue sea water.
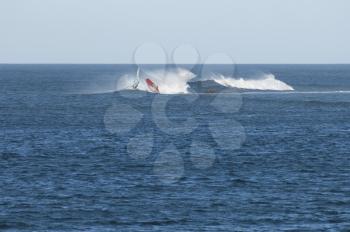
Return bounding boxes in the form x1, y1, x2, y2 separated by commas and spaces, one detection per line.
0, 64, 350, 231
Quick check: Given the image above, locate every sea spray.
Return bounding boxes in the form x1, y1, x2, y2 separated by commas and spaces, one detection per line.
212, 74, 294, 91
117, 69, 294, 94
117, 68, 196, 94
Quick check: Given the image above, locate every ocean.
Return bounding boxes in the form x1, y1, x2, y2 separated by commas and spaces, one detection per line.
0, 64, 350, 231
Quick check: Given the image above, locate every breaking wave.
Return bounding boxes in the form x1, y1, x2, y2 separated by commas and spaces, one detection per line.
117, 68, 294, 94
117, 68, 195, 94
212, 74, 294, 91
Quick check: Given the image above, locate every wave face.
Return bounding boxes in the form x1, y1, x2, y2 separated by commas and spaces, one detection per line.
117, 68, 294, 94
211, 74, 294, 91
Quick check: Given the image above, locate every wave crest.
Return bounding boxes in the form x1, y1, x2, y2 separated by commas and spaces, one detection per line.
212, 74, 294, 91
117, 68, 195, 94
117, 69, 294, 94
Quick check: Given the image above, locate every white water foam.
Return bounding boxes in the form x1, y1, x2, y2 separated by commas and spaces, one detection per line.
212, 74, 294, 91
117, 68, 196, 94
117, 69, 294, 94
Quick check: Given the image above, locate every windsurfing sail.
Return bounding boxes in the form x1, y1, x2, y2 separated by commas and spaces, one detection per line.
132, 68, 140, 89
146, 78, 160, 93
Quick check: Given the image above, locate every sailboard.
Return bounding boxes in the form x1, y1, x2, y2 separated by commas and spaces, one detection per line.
146, 78, 160, 93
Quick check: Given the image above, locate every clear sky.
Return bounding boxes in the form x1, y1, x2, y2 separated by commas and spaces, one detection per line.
0, 0, 349, 64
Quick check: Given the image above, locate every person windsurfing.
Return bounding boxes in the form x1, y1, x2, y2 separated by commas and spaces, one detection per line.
132, 68, 140, 90
132, 67, 159, 93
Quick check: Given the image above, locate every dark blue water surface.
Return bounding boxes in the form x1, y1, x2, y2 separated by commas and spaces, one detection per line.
0, 64, 350, 231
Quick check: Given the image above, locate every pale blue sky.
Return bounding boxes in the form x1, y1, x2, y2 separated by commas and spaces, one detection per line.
0, 0, 349, 63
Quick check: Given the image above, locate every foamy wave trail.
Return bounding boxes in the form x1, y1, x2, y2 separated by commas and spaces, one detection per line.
117, 68, 196, 94
212, 74, 294, 91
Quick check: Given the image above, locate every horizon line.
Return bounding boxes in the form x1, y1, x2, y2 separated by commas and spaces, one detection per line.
1, 63, 350, 65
